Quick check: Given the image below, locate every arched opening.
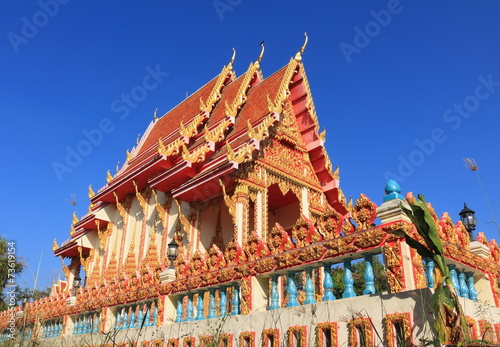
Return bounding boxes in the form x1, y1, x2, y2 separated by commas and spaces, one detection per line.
267, 184, 301, 240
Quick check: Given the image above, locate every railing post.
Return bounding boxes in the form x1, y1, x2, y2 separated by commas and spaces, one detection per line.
448, 264, 460, 296
466, 272, 478, 301
137, 305, 145, 326
342, 259, 357, 298
196, 292, 205, 320
175, 295, 184, 323
286, 272, 299, 307
304, 268, 316, 305
130, 306, 137, 328
145, 305, 151, 326
323, 264, 335, 301
122, 310, 129, 330
152, 305, 158, 326
363, 254, 376, 295
115, 310, 122, 330
232, 284, 240, 315
186, 293, 194, 322
458, 270, 470, 299
219, 286, 227, 316
424, 258, 435, 288
208, 288, 217, 319
269, 275, 280, 310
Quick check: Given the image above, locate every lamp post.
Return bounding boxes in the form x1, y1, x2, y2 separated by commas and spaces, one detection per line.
167, 240, 179, 269
73, 274, 82, 295
459, 203, 477, 241
160, 240, 179, 282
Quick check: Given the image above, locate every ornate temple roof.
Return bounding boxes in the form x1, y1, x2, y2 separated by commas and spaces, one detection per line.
86, 38, 343, 217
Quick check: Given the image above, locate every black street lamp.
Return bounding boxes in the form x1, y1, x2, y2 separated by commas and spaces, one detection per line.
167, 240, 179, 270
73, 274, 82, 295
459, 203, 477, 241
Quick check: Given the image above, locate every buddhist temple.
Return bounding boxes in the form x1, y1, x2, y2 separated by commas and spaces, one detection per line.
2, 38, 500, 346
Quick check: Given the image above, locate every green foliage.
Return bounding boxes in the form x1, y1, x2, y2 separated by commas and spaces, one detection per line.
392, 194, 469, 345
0, 235, 25, 310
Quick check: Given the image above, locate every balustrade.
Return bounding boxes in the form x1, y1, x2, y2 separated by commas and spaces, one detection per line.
174, 283, 241, 323
73, 311, 100, 335
114, 300, 157, 330
42, 318, 63, 338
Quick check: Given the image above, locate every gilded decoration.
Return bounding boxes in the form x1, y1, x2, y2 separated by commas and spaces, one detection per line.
174, 199, 191, 243
341, 218, 356, 235
244, 232, 270, 261
267, 57, 297, 115
113, 191, 127, 221
262, 139, 321, 190
240, 276, 252, 315
225, 241, 245, 266
455, 221, 470, 250
220, 179, 237, 225
226, 141, 257, 164
352, 194, 377, 230
204, 117, 233, 143
158, 137, 185, 157
291, 215, 322, 247
316, 206, 343, 239
348, 317, 373, 347
200, 54, 235, 113
316, 322, 338, 347
268, 223, 295, 253
247, 112, 278, 142
239, 331, 255, 347
439, 212, 458, 244
409, 248, 427, 289
274, 100, 306, 150
152, 189, 166, 226
286, 326, 306, 347
207, 244, 226, 271
181, 142, 212, 164
383, 312, 412, 347
384, 241, 405, 293
179, 113, 209, 138
261, 328, 280, 347
167, 338, 180, 347
353, 228, 387, 250
132, 180, 147, 214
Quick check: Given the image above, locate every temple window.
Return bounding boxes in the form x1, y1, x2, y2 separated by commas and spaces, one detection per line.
316, 322, 337, 347
239, 331, 255, 347
262, 329, 279, 347
287, 326, 306, 347
267, 184, 300, 238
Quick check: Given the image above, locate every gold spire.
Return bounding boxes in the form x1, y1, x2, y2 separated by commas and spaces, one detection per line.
294, 32, 308, 62
257, 41, 265, 64
229, 48, 236, 70
72, 212, 79, 225
88, 185, 95, 199
106, 170, 113, 183
126, 150, 132, 162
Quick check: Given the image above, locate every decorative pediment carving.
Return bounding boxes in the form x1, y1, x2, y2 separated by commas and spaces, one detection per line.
352, 194, 377, 230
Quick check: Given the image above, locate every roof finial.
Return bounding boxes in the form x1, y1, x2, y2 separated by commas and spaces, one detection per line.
257, 41, 265, 64
153, 108, 158, 120
229, 48, 236, 69
295, 32, 308, 62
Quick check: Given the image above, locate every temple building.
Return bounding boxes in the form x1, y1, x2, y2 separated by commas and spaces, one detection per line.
2, 39, 500, 346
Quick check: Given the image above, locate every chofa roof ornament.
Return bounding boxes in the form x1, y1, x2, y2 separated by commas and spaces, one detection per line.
295, 32, 308, 62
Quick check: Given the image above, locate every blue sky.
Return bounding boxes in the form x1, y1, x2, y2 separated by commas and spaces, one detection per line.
1, 1, 499, 291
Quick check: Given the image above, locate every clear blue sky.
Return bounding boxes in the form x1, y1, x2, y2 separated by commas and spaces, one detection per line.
1, 1, 499, 291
